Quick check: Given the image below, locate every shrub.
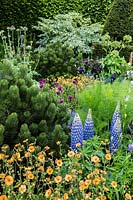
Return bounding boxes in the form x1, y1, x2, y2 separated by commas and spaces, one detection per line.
0, 60, 70, 154
103, 0, 133, 39
35, 12, 102, 77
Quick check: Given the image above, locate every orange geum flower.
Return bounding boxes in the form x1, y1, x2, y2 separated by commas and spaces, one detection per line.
24, 167, 32, 171
103, 186, 109, 192
75, 153, 81, 159
92, 178, 100, 185
63, 193, 69, 199
79, 182, 87, 191
87, 173, 93, 179
15, 152, 20, 159
0, 153, 5, 160
55, 159, 63, 167
101, 196, 107, 200
84, 179, 91, 187
100, 176, 106, 182
125, 193, 132, 199
91, 156, 100, 163
94, 169, 99, 175
38, 154, 45, 162
54, 176, 62, 183
101, 170, 107, 175
85, 192, 91, 199
105, 153, 111, 161
67, 151, 75, 157
5, 175, 14, 186
18, 185, 26, 194
0, 195, 8, 200
45, 189, 52, 198
46, 167, 53, 175
27, 173, 34, 180
0, 174, 6, 179
38, 166, 44, 171
28, 145, 35, 153
65, 174, 72, 182
111, 181, 117, 188
45, 146, 50, 151
24, 152, 31, 158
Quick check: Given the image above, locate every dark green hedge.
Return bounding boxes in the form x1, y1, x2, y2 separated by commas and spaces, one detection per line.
0, 0, 113, 33
103, 0, 133, 39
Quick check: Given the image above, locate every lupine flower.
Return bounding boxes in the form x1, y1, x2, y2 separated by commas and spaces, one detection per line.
83, 109, 94, 140
110, 102, 122, 136
128, 142, 133, 152
109, 118, 122, 155
71, 113, 83, 151
54, 82, 58, 86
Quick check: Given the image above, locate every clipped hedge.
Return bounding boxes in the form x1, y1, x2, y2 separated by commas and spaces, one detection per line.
103, 0, 133, 39
0, 0, 113, 33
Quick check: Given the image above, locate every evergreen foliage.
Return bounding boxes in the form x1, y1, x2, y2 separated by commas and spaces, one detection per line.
0, 0, 113, 33
0, 60, 70, 153
103, 0, 133, 39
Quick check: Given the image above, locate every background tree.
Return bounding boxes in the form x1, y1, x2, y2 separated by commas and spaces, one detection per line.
103, 0, 133, 40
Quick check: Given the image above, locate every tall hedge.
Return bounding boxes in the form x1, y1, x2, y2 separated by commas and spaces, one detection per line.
0, 0, 113, 33
103, 0, 133, 39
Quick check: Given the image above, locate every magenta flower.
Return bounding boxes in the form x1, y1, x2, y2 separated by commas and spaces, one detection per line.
59, 99, 64, 103
72, 79, 77, 84
39, 79, 46, 89
57, 85, 63, 91
68, 95, 73, 101
54, 82, 58, 86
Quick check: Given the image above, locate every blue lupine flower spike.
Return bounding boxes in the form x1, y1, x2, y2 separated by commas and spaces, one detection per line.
83, 109, 94, 140
110, 101, 121, 134
110, 118, 122, 155
71, 113, 83, 151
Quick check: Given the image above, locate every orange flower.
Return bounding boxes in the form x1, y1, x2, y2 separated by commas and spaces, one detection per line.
100, 176, 106, 182
105, 153, 111, 161
87, 173, 93, 179
28, 145, 35, 153
63, 193, 69, 199
103, 186, 109, 192
111, 181, 117, 188
125, 193, 132, 199
5, 175, 14, 186
19, 185, 26, 194
94, 169, 99, 174
0, 174, 6, 179
45, 189, 52, 198
15, 152, 20, 159
38, 166, 44, 171
55, 159, 63, 167
101, 170, 107, 175
27, 173, 34, 180
85, 192, 91, 199
45, 146, 50, 150
46, 167, 53, 175
38, 154, 45, 162
79, 182, 87, 191
91, 156, 100, 163
0, 153, 5, 160
92, 178, 100, 185
67, 151, 75, 157
65, 174, 72, 182
54, 176, 62, 183
101, 196, 107, 200
76, 143, 81, 147
75, 153, 81, 159
25, 152, 31, 158
0, 195, 8, 200
46, 177, 51, 183
84, 179, 91, 187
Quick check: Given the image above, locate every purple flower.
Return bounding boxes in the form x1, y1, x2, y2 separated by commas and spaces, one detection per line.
68, 95, 73, 101
83, 109, 94, 140
39, 79, 46, 89
109, 118, 122, 155
72, 79, 77, 84
128, 142, 133, 152
57, 85, 63, 91
59, 99, 64, 103
54, 82, 58, 86
71, 113, 83, 151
